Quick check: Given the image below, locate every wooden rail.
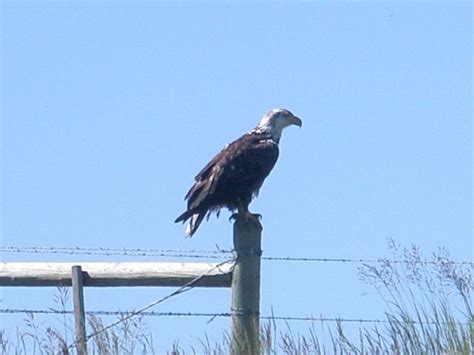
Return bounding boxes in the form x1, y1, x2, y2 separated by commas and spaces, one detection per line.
0, 262, 233, 287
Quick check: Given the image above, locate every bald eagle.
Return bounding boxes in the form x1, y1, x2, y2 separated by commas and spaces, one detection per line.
175, 108, 302, 237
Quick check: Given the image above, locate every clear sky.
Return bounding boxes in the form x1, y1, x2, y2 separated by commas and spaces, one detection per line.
1, 1, 472, 352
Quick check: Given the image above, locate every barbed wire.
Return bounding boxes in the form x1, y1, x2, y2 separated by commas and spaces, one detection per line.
0, 308, 469, 326
0, 246, 231, 259
0, 245, 232, 254
1, 245, 472, 265
261, 256, 452, 265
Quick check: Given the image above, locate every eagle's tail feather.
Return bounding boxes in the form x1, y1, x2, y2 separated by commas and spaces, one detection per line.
185, 213, 206, 238
174, 210, 192, 224
175, 209, 206, 237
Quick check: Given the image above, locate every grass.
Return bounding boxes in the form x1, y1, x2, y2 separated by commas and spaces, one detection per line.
1, 240, 472, 354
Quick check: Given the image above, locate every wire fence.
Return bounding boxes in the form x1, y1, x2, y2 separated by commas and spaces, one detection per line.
1, 244, 472, 350
1, 308, 469, 326
1, 245, 472, 265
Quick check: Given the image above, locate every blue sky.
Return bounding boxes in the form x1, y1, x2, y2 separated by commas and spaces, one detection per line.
1, 1, 472, 352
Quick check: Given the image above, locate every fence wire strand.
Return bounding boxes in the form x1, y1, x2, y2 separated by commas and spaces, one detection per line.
1, 245, 472, 265
0, 245, 231, 259
0, 308, 469, 326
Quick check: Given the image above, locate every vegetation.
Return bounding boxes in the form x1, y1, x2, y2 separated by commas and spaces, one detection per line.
1, 240, 472, 354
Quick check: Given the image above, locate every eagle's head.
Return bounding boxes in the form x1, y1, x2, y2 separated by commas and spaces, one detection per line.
255, 108, 302, 142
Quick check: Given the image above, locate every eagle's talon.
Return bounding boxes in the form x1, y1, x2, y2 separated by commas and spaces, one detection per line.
229, 212, 261, 226
246, 213, 263, 227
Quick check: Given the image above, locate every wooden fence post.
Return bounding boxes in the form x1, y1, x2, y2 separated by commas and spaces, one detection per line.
71, 265, 87, 355
231, 216, 262, 355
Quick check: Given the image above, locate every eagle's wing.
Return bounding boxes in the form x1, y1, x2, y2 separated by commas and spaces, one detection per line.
183, 134, 253, 207
175, 133, 278, 237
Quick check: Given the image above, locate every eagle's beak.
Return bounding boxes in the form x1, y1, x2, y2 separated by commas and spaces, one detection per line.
291, 115, 302, 127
